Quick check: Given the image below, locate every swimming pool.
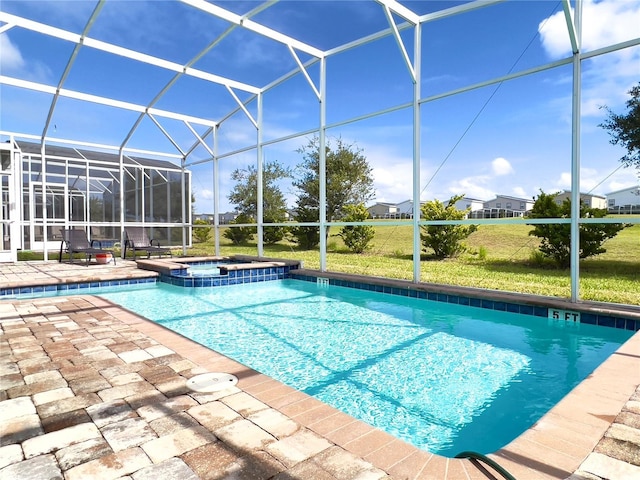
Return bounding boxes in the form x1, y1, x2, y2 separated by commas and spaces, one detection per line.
96, 279, 633, 457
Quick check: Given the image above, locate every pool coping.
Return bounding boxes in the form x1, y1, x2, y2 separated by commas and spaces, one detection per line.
291, 269, 640, 331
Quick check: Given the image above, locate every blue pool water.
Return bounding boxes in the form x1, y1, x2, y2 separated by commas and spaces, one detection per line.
180, 263, 222, 276
97, 279, 632, 456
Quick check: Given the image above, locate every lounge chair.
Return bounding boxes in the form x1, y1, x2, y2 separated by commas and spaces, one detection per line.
58, 229, 116, 266
124, 227, 172, 259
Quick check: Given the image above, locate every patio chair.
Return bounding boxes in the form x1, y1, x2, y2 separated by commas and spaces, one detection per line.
124, 227, 172, 259
58, 229, 116, 266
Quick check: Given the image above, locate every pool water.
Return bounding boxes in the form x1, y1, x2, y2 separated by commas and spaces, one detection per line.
98, 279, 632, 456
181, 263, 222, 276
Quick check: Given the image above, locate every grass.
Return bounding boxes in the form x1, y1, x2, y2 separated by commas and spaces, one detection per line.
189, 219, 640, 305
20, 219, 639, 305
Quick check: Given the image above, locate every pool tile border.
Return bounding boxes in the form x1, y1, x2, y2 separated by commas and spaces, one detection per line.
0, 277, 157, 298
162, 264, 293, 287
290, 271, 640, 332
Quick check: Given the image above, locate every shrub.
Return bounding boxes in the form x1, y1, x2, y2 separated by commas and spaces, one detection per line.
223, 213, 256, 245
528, 191, 628, 268
263, 216, 287, 245
338, 204, 375, 253
288, 206, 320, 249
528, 248, 550, 267
420, 194, 477, 258
192, 219, 212, 243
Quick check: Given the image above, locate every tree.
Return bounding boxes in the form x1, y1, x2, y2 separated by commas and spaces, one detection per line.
420, 194, 477, 258
338, 203, 375, 253
223, 213, 255, 245
600, 82, 640, 169
288, 206, 320, 249
292, 137, 375, 244
227, 161, 291, 244
192, 219, 211, 243
528, 191, 628, 268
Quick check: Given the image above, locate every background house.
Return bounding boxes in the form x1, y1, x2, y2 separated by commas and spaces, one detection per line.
193, 213, 214, 223
194, 212, 258, 224
448, 197, 485, 213
471, 195, 534, 218
606, 185, 640, 214
367, 202, 399, 219
395, 199, 426, 218
554, 190, 607, 209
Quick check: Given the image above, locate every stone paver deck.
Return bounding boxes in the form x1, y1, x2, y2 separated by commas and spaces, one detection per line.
1, 261, 639, 480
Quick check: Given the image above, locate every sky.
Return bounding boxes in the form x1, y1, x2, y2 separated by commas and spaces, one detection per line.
1, 0, 639, 214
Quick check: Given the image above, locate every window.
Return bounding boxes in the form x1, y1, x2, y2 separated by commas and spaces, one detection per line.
506, 202, 512, 209
520, 202, 525, 209
608, 199, 615, 206
496, 202, 501, 208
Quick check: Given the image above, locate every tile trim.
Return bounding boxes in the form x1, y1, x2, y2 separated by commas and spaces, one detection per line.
290, 273, 640, 332
0, 277, 157, 299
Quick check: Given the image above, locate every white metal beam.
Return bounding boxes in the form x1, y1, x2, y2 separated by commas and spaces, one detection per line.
179, 0, 242, 25
185, 126, 214, 158
42, 1, 106, 141
225, 86, 258, 128
382, 5, 416, 83
412, 23, 422, 283
121, 23, 235, 152
562, 0, 579, 54
182, 1, 276, 158
1, 130, 185, 160
184, 121, 215, 157
1, 76, 218, 127
420, 0, 505, 23
147, 114, 186, 157
287, 45, 321, 99
0, 12, 260, 94
181, 0, 324, 59
0, 22, 14, 34
570, 0, 583, 302
376, 0, 419, 25
257, 92, 264, 256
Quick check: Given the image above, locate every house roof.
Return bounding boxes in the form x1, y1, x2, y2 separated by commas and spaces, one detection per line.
604, 185, 640, 196
16, 140, 182, 171
486, 195, 532, 202
557, 190, 606, 199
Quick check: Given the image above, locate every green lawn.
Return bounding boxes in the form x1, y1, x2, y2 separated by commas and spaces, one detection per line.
23, 219, 637, 305
189, 219, 640, 305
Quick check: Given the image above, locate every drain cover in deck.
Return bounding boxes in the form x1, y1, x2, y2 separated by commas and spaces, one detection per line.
186, 372, 238, 392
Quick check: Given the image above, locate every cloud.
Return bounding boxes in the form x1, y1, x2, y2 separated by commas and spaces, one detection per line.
539, 0, 640, 58
0, 33, 53, 83
492, 157, 514, 176
447, 175, 496, 201
538, 0, 640, 119
607, 179, 640, 193
552, 167, 638, 195
198, 189, 214, 200
372, 162, 415, 202
512, 186, 527, 197
0, 35, 25, 72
